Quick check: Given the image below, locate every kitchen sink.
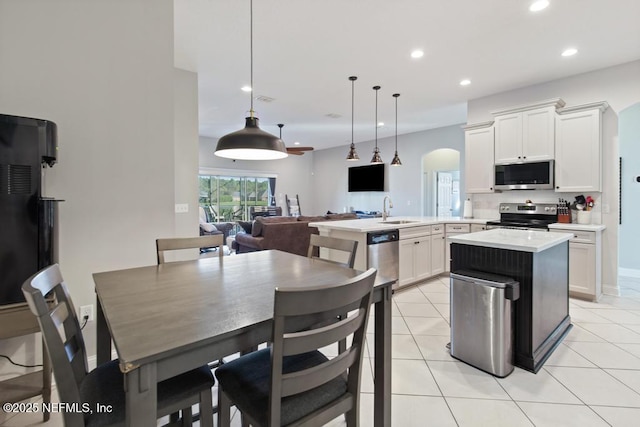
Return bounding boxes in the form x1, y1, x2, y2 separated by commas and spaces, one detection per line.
379, 220, 419, 224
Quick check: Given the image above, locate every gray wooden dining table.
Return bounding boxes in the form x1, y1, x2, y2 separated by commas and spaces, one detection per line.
93, 249, 394, 427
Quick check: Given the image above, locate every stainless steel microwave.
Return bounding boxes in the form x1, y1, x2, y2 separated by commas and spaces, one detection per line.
494, 160, 554, 190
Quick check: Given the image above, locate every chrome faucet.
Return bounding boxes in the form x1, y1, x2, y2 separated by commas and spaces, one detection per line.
382, 196, 393, 221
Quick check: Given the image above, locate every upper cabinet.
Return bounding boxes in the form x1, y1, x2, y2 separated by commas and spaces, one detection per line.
555, 102, 608, 193
492, 99, 565, 164
463, 121, 495, 193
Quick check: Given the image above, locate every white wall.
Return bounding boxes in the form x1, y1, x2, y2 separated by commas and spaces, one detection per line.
467, 60, 640, 295
312, 125, 465, 216
0, 0, 181, 372
199, 136, 315, 214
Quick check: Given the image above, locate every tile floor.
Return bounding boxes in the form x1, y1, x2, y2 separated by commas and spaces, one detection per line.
4, 275, 640, 426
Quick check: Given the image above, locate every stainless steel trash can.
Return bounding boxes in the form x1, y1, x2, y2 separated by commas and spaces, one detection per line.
450, 270, 520, 377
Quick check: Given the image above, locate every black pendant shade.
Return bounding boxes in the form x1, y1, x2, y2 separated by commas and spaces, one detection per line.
215, 116, 287, 160
370, 85, 383, 164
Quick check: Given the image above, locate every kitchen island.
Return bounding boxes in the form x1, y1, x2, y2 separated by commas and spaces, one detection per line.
449, 228, 573, 373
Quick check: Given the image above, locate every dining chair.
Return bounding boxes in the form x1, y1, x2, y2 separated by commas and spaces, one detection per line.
307, 234, 359, 268
156, 235, 224, 264
215, 268, 377, 427
21, 264, 214, 427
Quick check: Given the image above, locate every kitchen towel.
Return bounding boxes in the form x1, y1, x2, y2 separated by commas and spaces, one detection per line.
463, 199, 473, 219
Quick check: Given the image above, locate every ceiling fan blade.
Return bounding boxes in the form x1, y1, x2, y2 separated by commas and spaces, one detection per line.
286, 146, 314, 152
286, 149, 305, 155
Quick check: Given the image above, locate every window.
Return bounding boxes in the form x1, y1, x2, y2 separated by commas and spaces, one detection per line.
199, 174, 276, 224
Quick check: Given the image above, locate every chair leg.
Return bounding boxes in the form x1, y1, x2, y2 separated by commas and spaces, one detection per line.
181, 407, 193, 426
218, 388, 232, 427
170, 412, 180, 424
199, 387, 214, 427
345, 408, 358, 427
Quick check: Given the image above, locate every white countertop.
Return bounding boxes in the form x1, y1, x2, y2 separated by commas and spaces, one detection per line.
309, 216, 493, 233
447, 228, 572, 253
548, 223, 606, 232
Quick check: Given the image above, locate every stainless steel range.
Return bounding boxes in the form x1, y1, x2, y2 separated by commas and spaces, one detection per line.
486, 202, 557, 231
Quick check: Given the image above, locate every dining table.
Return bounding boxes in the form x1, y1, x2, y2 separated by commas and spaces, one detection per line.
93, 249, 394, 426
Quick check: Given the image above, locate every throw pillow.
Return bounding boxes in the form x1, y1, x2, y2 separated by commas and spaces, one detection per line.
200, 223, 218, 233
238, 220, 253, 234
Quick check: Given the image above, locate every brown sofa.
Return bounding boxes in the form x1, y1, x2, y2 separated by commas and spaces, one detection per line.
234, 213, 358, 257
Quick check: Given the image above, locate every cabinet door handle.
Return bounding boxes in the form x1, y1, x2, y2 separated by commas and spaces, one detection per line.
414, 241, 419, 245
556, 186, 560, 189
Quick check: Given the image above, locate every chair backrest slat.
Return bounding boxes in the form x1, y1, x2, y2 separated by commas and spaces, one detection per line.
307, 234, 358, 268
156, 235, 224, 264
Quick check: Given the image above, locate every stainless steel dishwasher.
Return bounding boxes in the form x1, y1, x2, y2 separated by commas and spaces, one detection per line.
366, 229, 399, 286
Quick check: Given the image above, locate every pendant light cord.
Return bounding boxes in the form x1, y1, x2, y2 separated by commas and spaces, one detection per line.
249, 0, 254, 117
351, 79, 355, 145
395, 94, 398, 150
374, 86, 381, 149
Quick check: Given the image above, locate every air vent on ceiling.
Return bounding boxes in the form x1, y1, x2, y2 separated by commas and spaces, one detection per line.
325, 113, 341, 119
255, 95, 275, 103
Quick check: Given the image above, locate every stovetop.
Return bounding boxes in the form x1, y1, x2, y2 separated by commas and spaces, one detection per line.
488, 202, 558, 229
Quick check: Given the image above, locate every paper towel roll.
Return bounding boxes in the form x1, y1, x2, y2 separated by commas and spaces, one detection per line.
463, 199, 473, 219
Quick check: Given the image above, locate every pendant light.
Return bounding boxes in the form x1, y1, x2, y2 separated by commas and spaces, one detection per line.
214, 0, 287, 160
370, 85, 383, 164
390, 93, 402, 166
346, 76, 360, 161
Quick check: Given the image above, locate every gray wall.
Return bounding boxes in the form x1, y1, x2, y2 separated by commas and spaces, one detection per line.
467, 60, 640, 294
311, 125, 465, 216
0, 0, 189, 372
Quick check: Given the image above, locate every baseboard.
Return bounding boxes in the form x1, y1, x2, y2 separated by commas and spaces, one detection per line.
603, 284, 621, 296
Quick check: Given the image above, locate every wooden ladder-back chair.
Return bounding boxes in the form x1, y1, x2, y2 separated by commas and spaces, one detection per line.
307, 234, 358, 268
21, 264, 214, 427
156, 235, 224, 264
215, 268, 377, 427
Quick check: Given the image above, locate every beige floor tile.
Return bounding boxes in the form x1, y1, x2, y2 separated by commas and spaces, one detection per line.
564, 341, 640, 369
413, 334, 453, 361
446, 397, 533, 427
417, 281, 449, 294
403, 316, 451, 336
391, 395, 457, 426
591, 308, 640, 324
517, 402, 610, 427
497, 368, 581, 404
391, 359, 440, 396
393, 288, 429, 303
563, 324, 607, 342
605, 369, 640, 394
543, 342, 597, 368
423, 292, 450, 304
569, 307, 612, 323
428, 360, 510, 400
396, 302, 441, 317
578, 322, 640, 344
591, 406, 640, 427
545, 366, 640, 407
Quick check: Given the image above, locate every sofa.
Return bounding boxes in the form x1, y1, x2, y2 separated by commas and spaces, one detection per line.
234, 213, 358, 257
199, 206, 234, 242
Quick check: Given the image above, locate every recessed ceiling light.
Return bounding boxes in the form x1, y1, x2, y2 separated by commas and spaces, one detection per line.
460, 79, 471, 86
294, 141, 300, 145
241, 85, 252, 92
529, 0, 549, 12
377, 122, 384, 127
411, 50, 424, 59
561, 48, 578, 57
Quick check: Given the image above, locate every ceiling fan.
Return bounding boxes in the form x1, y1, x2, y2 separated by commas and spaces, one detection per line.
278, 124, 314, 156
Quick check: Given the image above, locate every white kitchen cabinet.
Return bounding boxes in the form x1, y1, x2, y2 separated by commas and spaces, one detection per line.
399, 234, 431, 288
555, 102, 608, 193
551, 227, 602, 301
493, 100, 564, 164
463, 122, 495, 193
470, 224, 487, 233
430, 227, 445, 276
445, 223, 471, 273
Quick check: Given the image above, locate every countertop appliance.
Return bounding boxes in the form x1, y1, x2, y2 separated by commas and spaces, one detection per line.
366, 229, 399, 288
494, 160, 554, 190
486, 202, 557, 231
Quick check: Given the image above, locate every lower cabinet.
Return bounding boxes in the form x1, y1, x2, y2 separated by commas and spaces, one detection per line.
431, 229, 445, 276
399, 235, 431, 288
551, 228, 602, 301
445, 223, 471, 272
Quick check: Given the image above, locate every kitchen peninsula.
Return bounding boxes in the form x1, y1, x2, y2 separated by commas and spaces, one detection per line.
449, 228, 573, 373
310, 217, 491, 289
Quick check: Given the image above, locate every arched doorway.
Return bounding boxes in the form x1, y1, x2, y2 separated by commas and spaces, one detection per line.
423, 149, 461, 217
619, 103, 640, 282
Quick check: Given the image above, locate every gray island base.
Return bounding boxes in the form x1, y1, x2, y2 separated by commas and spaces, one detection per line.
449, 229, 573, 373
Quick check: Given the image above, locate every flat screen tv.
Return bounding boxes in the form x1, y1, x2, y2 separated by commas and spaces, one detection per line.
348, 163, 385, 192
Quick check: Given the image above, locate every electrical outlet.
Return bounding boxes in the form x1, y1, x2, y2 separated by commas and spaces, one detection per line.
80, 305, 94, 322
174, 203, 189, 213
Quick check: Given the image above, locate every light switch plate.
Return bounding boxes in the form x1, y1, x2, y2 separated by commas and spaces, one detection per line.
174, 203, 189, 213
